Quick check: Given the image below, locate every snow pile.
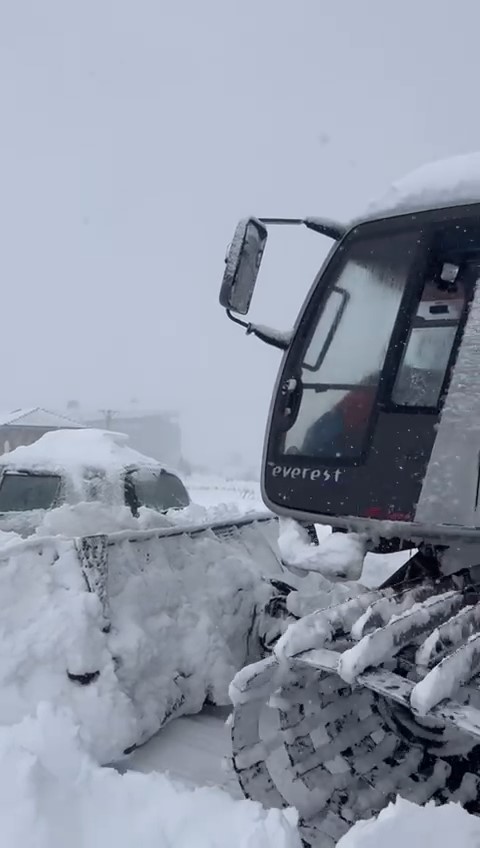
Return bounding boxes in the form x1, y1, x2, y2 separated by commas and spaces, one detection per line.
35, 502, 172, 538
277, 518, 368, 619
4, 427, 160, 473
0, 705, 301, 848
278, 519, 367, 581
338, 797, 480, 848
362, 151, 480, 221
169, 500, 260, 528
0, 536, 138, 761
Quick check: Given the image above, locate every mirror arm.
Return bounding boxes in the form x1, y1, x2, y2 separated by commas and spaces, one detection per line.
259, 217, 346, 242
226, 308, 250, 331
303, 217, 346, 240
226, 310, 290, 350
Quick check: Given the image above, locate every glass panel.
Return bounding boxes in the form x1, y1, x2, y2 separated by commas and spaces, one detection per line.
130, 470, 190, 511
391, 276, 467, 408
392, 326, 457, 407
0, 473, 60, 511
284, 230, 417, 459
285, 387, 376, 458
303, 288, 345, 371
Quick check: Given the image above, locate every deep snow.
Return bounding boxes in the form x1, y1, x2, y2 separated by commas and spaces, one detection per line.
0, 470, 478, 847
0, 705, 301, 848
337, 797, 480, 848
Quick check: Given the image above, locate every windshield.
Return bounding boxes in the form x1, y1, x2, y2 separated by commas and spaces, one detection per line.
0, 473, 60, 512
280, 210, 477, 462
129, 469, 190, 512
283, 227, 419, 459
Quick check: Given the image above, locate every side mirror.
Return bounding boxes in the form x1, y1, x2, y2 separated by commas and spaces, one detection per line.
219, 217, 268, 315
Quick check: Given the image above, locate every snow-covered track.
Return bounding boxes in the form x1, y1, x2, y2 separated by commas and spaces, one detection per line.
229, 579, 480, 847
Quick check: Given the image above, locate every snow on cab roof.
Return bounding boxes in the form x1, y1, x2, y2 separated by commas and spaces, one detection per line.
357, 151, 480, 223
2, 428, 165, 474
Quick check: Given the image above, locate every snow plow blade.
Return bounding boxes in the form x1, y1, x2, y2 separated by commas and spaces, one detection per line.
75, 511, 284, 633
229, 580, 480, 848
0, 511, 287, 764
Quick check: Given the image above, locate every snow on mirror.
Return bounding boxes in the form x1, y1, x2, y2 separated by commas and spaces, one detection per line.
219, 217, 268, 315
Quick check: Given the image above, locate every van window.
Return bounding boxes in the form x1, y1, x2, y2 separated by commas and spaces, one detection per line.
128, 469, 190, 512
0, 473, 60, 511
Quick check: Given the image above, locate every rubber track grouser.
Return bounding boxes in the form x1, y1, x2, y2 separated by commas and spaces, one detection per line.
218, 155, 480, 845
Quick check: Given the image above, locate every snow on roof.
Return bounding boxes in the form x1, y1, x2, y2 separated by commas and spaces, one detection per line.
2, 428, 164, 474
358, 151, 480, 222
0, 408, 83, 429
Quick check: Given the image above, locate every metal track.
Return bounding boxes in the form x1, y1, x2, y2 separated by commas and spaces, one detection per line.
229, 579, 480, 847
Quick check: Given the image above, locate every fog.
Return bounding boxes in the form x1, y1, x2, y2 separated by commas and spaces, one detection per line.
1, 0, 479, 471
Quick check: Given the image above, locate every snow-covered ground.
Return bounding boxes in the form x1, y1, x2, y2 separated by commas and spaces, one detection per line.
0, 472, 304, 848
185, 474, 265, 518
125, 703, 239, 795
0, 706, 300, 848
0, 464, 478, 847
337, 797, 480, 848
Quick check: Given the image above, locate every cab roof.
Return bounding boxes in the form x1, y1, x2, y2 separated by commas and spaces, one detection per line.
355, 151, 480, 225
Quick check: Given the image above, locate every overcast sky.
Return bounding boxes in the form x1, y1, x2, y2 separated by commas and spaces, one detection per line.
1, 0, 480, 469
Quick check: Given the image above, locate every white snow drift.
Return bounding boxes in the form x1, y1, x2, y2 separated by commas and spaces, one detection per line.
0, 705, 301, 848
338, 797, 480, 848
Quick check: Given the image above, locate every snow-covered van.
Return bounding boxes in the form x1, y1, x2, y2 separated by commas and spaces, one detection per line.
0, 428, 190, 536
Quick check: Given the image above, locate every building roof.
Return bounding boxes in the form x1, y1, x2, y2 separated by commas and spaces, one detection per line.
0, 408, 83, 429
80, 408, 178, 423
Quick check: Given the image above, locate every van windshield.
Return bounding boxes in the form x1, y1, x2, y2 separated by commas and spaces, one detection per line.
0, 473, 60, 512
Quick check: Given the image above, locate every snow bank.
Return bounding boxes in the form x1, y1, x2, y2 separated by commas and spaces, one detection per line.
337, 797, 480, 848
361, 151, 480, 221
0, 705, 301, 848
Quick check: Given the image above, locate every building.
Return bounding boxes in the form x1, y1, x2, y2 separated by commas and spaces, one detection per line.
0, 408, 83, 455
82, 409, 182, 468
